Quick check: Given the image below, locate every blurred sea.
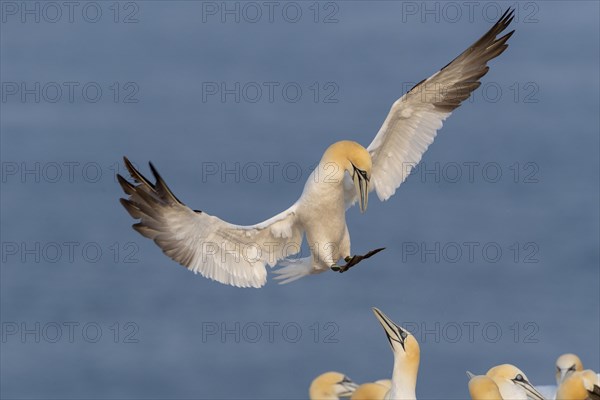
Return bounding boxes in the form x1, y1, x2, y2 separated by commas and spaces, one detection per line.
1, 1, 599, 399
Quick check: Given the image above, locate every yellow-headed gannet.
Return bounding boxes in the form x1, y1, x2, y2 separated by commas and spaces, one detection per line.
118, 9, 516, 288
556, 353, 584, 385
468, 375, 503, 400
351, 382, 390, 400
310, 372, 359, 400
556, 370, 600, 400
372, 308, 420, 400
486, 364, 546, 400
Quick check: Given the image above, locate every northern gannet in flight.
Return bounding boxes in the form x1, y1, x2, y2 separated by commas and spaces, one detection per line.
556, 353, 584, 385
468, 375, 503, 400
309, 372, 359, 400
372, 307, 420, 400
486, 364, 546, 400
118, 9, 516, 288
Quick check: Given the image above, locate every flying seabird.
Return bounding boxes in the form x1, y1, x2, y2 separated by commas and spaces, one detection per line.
118, 9, 515, 288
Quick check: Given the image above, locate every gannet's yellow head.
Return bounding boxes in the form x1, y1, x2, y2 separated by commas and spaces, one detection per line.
556, 370, 598, 400
372, 308, 420, 372
556, 353, 584, 385
323, 141, 372, 213
486, 364, 545, 400
468, 375, 503, 400
309, 371, 359, 400
350, 382, 389, 400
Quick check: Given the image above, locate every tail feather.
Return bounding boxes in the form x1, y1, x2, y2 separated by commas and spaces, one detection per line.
273, 257, 316, 284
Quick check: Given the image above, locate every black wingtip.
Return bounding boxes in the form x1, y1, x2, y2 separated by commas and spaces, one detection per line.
148, 161, 184, 205
148, 161, 160, 180
116, 173, 136, 195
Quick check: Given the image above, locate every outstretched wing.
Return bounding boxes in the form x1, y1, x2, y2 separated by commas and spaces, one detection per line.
117, 158, 303, 288
367, 8, 515, 201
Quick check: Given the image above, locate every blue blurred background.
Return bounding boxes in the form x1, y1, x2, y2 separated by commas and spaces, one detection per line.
1, 1, 598, 398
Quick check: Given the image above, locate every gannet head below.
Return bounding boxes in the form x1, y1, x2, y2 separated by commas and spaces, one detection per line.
322, 141, 372, 213
309, 371, 359, 400
486, 364, 545, 400
556, 353, 583, 385
372, 308, 420, 368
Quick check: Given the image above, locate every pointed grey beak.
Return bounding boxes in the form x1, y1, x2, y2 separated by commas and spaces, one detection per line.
336, 376, 359, 397
514, 379, 546, 400
372, 307, 405, 351
353, 166, 369, 213
466, 371, 476, 380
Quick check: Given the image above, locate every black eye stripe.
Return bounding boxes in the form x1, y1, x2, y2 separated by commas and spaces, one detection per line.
352, 164, 369, 180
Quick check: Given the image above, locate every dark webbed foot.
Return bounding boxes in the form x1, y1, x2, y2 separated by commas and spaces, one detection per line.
330, 248, 385, 273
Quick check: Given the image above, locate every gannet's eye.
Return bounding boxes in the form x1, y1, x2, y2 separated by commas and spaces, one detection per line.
514, 374, 524, 382
400, 330, 408, 340
568, 365, 576, 372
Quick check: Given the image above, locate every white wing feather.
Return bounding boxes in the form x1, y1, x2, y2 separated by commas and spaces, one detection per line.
118, 159, 303, 288
367, 9, 515, 201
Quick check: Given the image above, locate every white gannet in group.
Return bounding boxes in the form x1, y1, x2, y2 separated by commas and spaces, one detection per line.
556, 370, 600, 400
118, 9, 516, 288
556, 353, 584, 385
537, 353, 589, 399
372, 307, 420, 400
468, 375, 503, 400
310, 372, 359, 400
486, 364, 546, 400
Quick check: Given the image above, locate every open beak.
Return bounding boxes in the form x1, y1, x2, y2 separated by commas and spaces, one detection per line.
353, 167, 369, 213
372, 307, 405, 351
336, 376, 359, 397
514, 379, 546, 400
